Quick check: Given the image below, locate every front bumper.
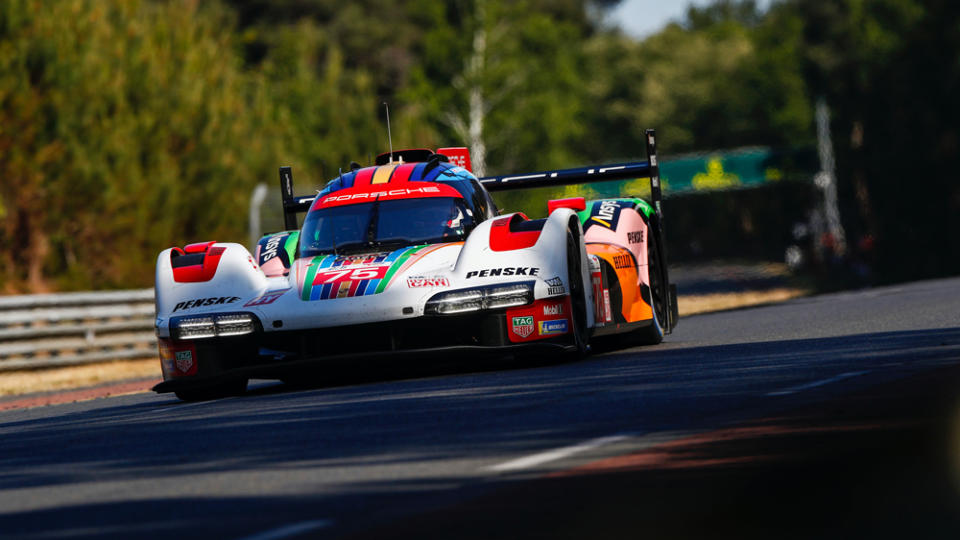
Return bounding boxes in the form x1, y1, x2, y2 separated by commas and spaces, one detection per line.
153, 312, 573, 394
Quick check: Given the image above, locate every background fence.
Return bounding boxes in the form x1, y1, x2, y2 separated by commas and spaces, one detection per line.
0, 290, 156, 372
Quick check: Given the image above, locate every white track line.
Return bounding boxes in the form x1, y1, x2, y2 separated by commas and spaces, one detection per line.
486, 434, 630, 472
766, 370, 870, 396
235, 520, 332, 540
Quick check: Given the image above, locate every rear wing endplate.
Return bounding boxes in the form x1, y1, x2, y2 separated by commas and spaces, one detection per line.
279, 166, 315, 231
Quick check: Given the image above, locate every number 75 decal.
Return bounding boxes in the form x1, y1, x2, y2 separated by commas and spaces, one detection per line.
314, 266, 388, 284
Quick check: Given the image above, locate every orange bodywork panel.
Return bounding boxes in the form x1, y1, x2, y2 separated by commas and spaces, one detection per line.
586, 243, 653, 323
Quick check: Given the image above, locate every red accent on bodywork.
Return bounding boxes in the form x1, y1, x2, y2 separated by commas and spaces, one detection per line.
353, 167, 376, 186
505, 297, 572, 343
158, 338, 198, 378
436, 147, 472, 172
489, 214, 541, 252
172, 246, 226, 283
390, 162, 419, 183
184, 241, 217, 254
548, 197, 586, 215
314, 182, 464, 209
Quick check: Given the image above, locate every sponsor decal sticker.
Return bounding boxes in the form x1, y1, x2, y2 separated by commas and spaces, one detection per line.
406, 276, 450, 288
591, 200, 620, 228
538, 319, 569, 336
261, 234, 283, 261
159, 340, 198, 377
543, 302, 564, 316
173, 296, 240, 312
466, 267, 539, 279
627, 230, 644, 244
613, 254, 633, 269
512, 316, 535, 339
244, 289, 289, 307
175, 350, 195, 375
545, 276, 565, 295
603, 289, 613, 322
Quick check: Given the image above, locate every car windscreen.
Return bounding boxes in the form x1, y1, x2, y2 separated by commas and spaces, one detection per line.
300, 197, 475, 257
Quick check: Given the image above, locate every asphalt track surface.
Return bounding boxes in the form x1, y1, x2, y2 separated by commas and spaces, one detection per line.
2, 277, 960, 539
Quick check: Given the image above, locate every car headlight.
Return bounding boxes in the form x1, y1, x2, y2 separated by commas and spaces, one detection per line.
425, 282, 534, 315
171, 312, 258, 340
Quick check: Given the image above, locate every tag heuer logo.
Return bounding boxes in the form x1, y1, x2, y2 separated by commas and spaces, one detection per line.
511, 316, 534, 338
175, 350, 194, 373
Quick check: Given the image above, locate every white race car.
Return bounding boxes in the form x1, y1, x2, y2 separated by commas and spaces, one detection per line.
153, 131, 677, 400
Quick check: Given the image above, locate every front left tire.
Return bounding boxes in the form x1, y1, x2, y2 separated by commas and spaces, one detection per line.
567, 224, 590, 356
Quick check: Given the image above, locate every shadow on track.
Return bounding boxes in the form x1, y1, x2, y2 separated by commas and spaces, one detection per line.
1, 327, 959, 538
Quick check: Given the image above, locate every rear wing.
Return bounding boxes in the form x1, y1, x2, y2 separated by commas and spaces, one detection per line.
478, 129, 664, 222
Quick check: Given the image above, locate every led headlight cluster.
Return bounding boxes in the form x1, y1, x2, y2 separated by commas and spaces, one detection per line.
425, 282, 534, 315
171, 312, 258, 340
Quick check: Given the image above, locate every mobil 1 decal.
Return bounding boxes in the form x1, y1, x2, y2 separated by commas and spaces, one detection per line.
585, 200, 633, 231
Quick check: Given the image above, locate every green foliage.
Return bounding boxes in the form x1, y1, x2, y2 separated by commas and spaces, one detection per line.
0, 0, 381, 291
2, 0, 954, 291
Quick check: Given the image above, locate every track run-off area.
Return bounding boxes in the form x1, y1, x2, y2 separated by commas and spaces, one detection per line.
2, 277, 960, 539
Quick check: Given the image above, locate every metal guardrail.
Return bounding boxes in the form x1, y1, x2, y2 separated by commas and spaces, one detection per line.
0, 289, 157, 372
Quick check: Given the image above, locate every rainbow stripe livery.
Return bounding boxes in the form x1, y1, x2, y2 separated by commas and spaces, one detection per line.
297, 244, 457, 301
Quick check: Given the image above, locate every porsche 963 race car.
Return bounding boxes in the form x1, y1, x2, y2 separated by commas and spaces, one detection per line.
153, 130, 678, 400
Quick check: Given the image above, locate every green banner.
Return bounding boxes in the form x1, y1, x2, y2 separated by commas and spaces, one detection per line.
662, 147, 782, 193
587, 146, 818, 199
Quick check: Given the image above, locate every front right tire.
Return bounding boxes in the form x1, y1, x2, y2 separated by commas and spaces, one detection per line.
634, 224, 666, 345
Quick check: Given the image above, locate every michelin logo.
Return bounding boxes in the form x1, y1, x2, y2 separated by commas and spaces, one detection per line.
538, 319, 568, 336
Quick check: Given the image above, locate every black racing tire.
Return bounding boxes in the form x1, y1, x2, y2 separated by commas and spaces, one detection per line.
634, 226, 666, 345
567, 226, 590, 357
174, 377, 248, 402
